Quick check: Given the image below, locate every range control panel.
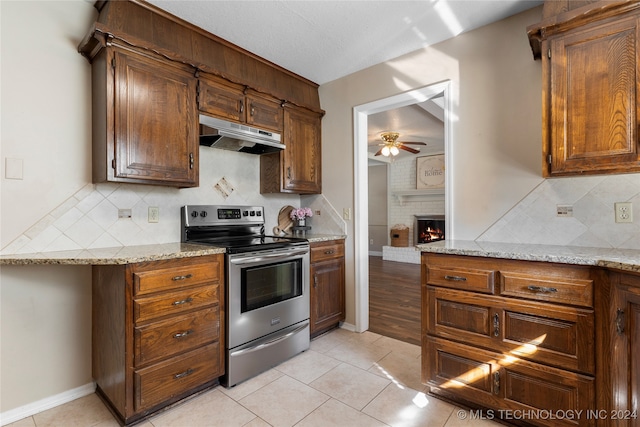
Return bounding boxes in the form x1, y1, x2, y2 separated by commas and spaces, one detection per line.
182, 205, 264, 226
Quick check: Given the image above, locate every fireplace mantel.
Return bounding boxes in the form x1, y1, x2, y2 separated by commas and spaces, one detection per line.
392, 189, 445, 205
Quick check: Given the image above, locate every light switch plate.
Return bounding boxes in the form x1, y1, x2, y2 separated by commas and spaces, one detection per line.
5, 157, 23, 180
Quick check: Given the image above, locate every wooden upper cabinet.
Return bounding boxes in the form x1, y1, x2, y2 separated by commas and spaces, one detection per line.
198, 75, 284, 133
95, 44, 199, 187
528, 2, 640, 177
260, 105, 322, 194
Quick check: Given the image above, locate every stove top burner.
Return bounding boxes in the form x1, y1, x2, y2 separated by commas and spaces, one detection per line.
181, 205, 309, 254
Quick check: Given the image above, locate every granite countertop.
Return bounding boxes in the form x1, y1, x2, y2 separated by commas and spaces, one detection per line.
0, 243, 226, 266
416, 240, 640, 274
0, 235, 347, 266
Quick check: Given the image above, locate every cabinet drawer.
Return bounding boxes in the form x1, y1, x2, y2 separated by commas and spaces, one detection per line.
427, 265, 496, 294
500, 271, 593, 307
426, 337, 595, 427
310, 241, 344, 262
426, 287, 595, 374
134, 342, 220, 412
134, 284, 219, 324
132, 261, 221, 296
135, 306, 220, 366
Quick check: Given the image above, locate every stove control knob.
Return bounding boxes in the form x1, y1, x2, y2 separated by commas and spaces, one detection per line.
243, 210, 249, 217
191, 211, 199, 218
200, 211, 208, 218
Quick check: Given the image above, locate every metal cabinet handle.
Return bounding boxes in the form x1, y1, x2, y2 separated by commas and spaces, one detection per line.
172, 297, 193, 306
444, 275, 467, 282
287, 166, 292, 179
493, 313, 500, 337
314, 274, 318, 288
324, 250, 335, 255
616, 308, 625, 334
250, 104, 255, 116
527, 285, 558, 293
172, 274, 193, 281
493, 371, 500, 395
189, 152, 194, 169
173, 329, 193, 339
174, 368, 194, 379
239, 100, 244, 114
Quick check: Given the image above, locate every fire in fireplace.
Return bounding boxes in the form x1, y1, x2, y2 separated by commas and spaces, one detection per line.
414, 215, 445, 244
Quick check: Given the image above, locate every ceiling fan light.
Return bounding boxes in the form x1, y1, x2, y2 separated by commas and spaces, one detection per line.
381, 146, 391, 156
390, 146, 399, 156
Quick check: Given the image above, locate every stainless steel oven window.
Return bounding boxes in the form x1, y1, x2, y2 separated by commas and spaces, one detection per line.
241, 259, 303, 312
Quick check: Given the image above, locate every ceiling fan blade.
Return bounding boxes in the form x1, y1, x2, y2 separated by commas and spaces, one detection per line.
399, 145, 420, 154
399, 141, 427, 146
374, 148, 384, 156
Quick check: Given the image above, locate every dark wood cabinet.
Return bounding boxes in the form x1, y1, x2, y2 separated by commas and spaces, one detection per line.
261, 105, 322, 194
422, 253, 597, 426
309, 240, 345, 337
92, 255, 224, 425
198, 75, 284, 133
528, 2, 640, 177
609, 272, 640, 426
92, 44, 199, 187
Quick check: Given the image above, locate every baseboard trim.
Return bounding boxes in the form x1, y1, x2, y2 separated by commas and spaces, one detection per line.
339, 322, 356, 332
0, 382, 96, 426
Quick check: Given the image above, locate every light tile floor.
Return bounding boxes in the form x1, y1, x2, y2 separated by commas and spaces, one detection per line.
8, 328, 503, 427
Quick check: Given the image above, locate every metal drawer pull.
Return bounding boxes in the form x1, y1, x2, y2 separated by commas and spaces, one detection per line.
444, 275, 467, 282
493, 313, 500, 337
324, 250, 335, 255
172, 297, 193, 306
493, 371, 500, 395
174, 368, 194, 379
172, 274, 193, 281
616, 308, 625, 334
173, 329, 193, 339
527, 285, 558, 293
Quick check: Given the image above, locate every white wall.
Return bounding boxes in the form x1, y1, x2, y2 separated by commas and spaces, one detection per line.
319, 7, 544, 326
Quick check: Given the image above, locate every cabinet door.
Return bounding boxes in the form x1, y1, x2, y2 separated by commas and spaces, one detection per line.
113, 48, 198, 186
547, 14, 640, 176
425, 337, 595, 427
612, 278, 640, 426
282, 107, 322, 194
310, 257, 345, 335
246, 92, 284, 132
198, 76, 244, 122
426, 287, 595, 374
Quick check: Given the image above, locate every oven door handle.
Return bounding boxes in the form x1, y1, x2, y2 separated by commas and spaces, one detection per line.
229, 248, 309, 264
229, 322, 309, 357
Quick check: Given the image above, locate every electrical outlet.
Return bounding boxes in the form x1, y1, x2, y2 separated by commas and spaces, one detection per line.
148, 206, 160, 223
118, 209, 132, 219
314, 210, 321, 216
370, 239, 374, 245
615, 202, 633, 223
343, 208, 351, 221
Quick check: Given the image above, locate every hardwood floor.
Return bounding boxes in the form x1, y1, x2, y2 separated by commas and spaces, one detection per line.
368, 256, 421, 346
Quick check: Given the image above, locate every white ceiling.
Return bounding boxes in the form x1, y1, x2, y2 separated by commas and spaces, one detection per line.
146, 0, 542, 160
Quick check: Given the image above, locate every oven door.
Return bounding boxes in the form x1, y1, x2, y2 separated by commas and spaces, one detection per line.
227, 245, 310, 349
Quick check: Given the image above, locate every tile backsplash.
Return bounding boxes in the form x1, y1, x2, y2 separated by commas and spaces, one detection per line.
2, 148, 344, 254
478, 173, 640, 249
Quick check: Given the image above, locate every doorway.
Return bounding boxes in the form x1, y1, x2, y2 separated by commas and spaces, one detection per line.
352, 81, 453, 334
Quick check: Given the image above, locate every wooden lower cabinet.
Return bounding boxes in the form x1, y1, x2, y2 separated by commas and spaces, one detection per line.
309, 240, 345, 337
609, 272, 640, 427
92, 255, 225, 425
422, 253, 599, 426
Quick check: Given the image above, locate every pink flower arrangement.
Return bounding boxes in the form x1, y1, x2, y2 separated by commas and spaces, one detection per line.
290, 207, 313, 221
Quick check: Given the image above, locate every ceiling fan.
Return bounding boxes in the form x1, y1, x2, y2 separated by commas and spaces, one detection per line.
374, 132, 427, 157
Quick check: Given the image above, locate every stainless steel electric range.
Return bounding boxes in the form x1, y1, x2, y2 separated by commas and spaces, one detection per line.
181, 205, 310, 387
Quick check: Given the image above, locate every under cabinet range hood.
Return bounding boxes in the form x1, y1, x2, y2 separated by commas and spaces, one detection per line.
199, 115, 284, 155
